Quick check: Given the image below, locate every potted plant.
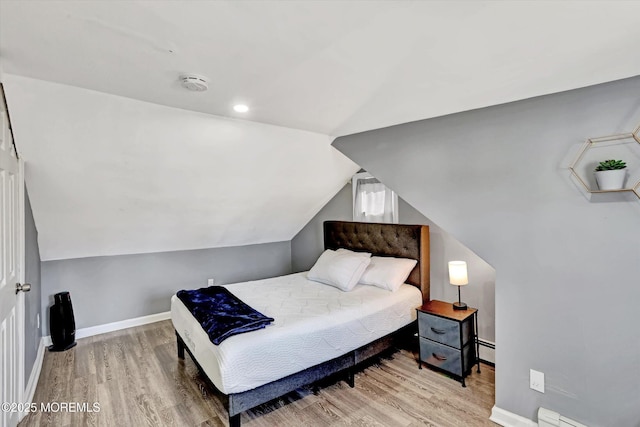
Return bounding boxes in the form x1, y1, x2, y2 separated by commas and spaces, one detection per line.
594, 159, 627, 190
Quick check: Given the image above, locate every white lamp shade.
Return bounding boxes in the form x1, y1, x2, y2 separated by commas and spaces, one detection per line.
448, 261, 468, 286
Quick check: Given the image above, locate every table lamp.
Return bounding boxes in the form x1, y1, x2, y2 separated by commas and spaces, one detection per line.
448, 261, 468, 310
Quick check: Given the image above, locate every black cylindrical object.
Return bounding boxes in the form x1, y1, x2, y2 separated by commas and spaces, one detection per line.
49, 291, 77, 351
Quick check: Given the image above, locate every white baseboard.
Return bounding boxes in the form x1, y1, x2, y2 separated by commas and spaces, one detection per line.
43, 311, 171, 346
24, 337, 46, 401
490, 406, 537, 427
20, 337, 46, 421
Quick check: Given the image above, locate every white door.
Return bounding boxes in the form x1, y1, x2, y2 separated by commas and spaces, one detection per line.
0, 86, 24, 427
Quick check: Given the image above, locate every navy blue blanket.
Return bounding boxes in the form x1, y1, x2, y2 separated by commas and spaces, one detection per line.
177, 286, 274, 345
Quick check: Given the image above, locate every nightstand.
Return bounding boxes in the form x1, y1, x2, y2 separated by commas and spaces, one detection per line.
417, 300, 480, 387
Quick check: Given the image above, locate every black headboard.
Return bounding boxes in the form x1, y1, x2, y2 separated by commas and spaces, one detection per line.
323, 221, 430, 303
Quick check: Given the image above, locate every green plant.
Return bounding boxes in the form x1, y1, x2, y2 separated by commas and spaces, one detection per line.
595, 159, 626, 171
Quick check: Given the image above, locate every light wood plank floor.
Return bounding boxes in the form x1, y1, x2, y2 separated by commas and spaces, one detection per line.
20, 320, 495, 427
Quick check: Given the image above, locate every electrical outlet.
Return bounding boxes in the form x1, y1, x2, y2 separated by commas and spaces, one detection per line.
530, 369, 545, 393
207, 278, 215, 286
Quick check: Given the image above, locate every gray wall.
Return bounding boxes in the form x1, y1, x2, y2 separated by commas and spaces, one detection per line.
291, 182, 496, 342
291, 184, 353, 272
398, 193, 496, 343
41, 241, 292, 332
333, 75, 640, 426
24, 187, 42, 380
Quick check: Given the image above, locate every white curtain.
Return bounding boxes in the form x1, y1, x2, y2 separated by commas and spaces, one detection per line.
353, 176, 397, 223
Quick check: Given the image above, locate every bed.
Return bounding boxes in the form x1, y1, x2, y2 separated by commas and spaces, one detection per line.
172, 221, 430, 426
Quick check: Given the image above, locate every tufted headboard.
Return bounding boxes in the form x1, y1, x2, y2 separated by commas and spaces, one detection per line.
323, 221, 430, 303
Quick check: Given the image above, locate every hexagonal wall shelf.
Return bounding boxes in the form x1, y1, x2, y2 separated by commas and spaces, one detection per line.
569, 123, 640, 199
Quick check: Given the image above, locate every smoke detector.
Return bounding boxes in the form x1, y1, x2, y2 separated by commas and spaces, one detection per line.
180, 74, 209, 92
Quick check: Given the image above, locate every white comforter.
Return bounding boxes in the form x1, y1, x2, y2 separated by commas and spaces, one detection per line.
170, 272, 422, 394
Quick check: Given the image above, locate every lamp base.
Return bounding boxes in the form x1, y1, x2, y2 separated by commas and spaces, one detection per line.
452, 301, 468, 311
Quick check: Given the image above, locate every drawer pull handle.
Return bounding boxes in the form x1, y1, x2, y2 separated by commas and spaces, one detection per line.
432, 353, 447, 361
430, 327, 446, 335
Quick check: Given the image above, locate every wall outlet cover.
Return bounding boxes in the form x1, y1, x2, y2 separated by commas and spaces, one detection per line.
530, 369, 545, 393
207, 278, 215, 286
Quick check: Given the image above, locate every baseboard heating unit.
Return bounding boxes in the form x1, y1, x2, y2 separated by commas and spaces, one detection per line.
538, 408, 587, 427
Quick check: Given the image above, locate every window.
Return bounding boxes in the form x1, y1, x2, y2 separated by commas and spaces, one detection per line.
352, 172, 398, 223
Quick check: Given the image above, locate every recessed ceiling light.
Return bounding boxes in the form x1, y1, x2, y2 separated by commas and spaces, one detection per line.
233, 104, 249, 113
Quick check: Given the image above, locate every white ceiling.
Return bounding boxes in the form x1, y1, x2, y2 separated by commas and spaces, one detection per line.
4, 75, 357, 260
2, 1, 639, 136
1, 1, 640, 261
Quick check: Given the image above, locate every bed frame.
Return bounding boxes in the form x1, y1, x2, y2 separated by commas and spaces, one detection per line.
175, 220, 430, 426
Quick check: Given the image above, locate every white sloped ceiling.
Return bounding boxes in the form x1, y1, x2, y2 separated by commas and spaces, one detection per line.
4, 75, 358, 260
1, 1, 640, 136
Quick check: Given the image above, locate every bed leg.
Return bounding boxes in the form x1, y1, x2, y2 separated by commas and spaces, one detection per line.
229, 413, 241, 427
346, 369, 355, 388
176, 332, 185, 360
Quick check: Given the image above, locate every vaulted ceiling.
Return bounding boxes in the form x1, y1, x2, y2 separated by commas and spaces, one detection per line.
1, 1, 639, 260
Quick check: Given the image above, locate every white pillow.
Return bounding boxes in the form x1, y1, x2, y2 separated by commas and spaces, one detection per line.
336, 248, 372, 257
307, 249, 371, 292
358, 256, 418, 292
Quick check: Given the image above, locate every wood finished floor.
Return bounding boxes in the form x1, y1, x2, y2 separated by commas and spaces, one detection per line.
20, 320, 496, 427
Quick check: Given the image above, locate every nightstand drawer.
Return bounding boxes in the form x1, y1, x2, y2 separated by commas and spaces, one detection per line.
418, 313, 461, 348
419, 338, 463, 376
